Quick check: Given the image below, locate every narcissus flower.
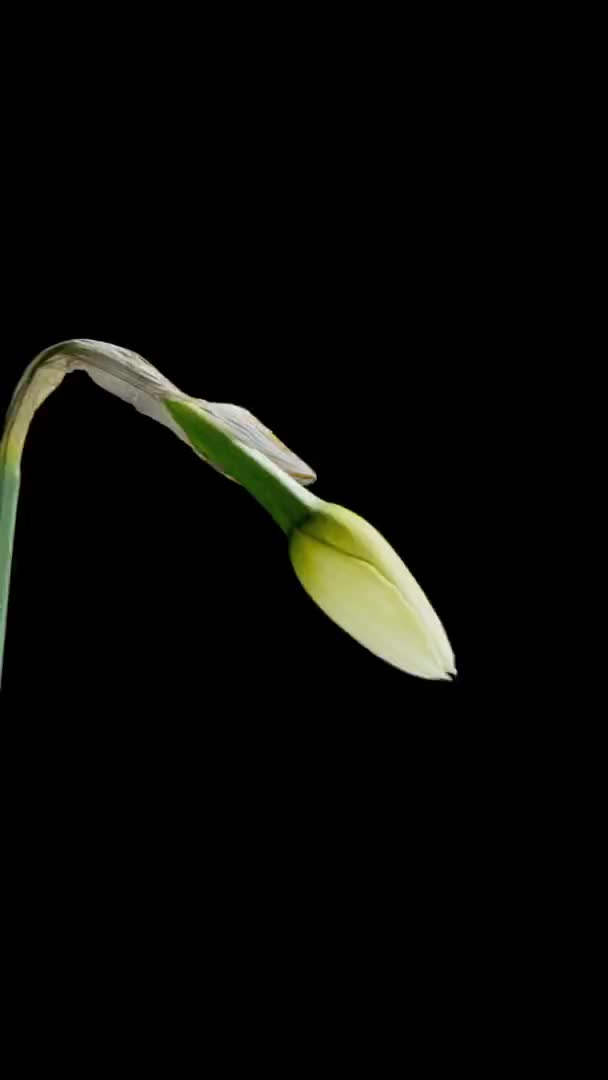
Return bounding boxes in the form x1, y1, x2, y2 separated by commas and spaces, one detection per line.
0, 340, 455, 687
165, 399, 455, 681
289, 506, 455, 680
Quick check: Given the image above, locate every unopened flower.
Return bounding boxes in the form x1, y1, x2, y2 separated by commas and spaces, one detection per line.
1, 342, 454, 686
165, 399, 455, 680
289, 505, 455, 680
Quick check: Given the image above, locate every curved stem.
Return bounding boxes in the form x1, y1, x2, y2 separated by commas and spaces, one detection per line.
0, 346, 71, 689
0, 340, 316, 688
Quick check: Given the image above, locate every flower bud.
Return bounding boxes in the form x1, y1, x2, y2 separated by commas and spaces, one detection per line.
289, 504, 455, 680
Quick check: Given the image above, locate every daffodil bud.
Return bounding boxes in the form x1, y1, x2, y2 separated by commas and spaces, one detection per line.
289, 505, 455, 680
1, 345, 454, 689
164, 399, 455, 679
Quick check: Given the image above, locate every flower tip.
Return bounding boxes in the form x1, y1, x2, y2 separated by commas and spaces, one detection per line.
424, 664, 456, 682
443, 660, 457, 677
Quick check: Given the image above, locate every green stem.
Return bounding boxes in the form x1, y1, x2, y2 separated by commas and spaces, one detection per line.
0, 439, 22, 688
164, 398, 319, 534
0, 345, 69, 689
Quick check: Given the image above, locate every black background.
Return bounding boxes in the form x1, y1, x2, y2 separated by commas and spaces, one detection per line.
0, 24, 520, 1050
